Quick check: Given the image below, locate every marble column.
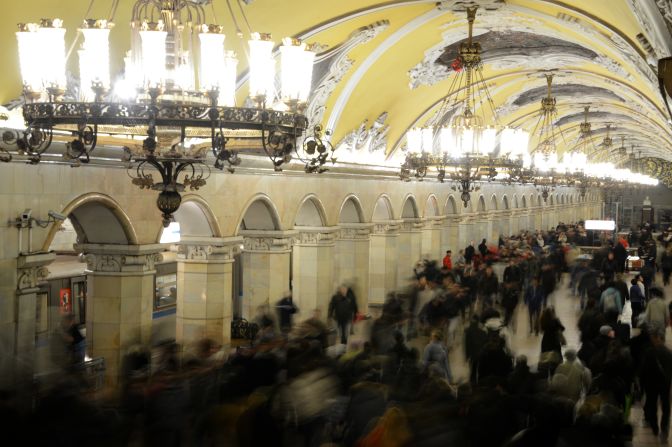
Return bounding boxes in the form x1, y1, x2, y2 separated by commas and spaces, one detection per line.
77, 244, 163, 385
397, 219, 423, 288
441, 217, 460, 254
175, 236, 241, 346
458, 215, 474, 250
240, 230, 295, 320
292, 227, 337, 320
335, 224, 372, 313
13, 253, 54, 396
369, 221, 400, 307
421, 217, 444, 261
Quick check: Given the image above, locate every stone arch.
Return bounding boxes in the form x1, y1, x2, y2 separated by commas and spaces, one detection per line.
550, 195, 555, 206
502, 195, 510, 210
372, 194, 394, 222
537, 194, 543, 207
477, 195, 486, 213
445, 195, 458, 215
42, 193, 138, 251
157, 195, 222, 242
490, 194, 498, 211
295, 194, 328, 227
401, 194, 419, 219
513, 195, 519, 209
339, 195, 365, 223
424, 194, 440, 217
236, 194, 282, 232
522, 195, 527, 208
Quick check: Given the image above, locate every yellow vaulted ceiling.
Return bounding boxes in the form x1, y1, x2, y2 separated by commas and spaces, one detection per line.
1, 0, 672, 161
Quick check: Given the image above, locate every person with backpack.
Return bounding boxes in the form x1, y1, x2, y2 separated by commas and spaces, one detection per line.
599, 282, 622, 324
630, 276, 646, 328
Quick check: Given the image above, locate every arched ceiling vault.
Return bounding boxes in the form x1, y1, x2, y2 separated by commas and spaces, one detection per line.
2, 0, 672, 163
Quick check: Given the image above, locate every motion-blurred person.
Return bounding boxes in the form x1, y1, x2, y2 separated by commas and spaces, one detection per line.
60, 313, 85, 365
328, 285, 358, 345
524, 277, 545, 336
642, 287, 669, 339
630, 276, 646, 328
464, 315, 488, 384
422, 329, 452, 382
641, 329, 672, 441
552, 348, 592, 403
276, 292, 299, 333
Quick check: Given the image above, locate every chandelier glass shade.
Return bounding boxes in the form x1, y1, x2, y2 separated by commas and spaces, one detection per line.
9, 0, 331, 226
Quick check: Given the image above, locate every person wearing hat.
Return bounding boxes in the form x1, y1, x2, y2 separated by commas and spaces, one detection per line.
553, 348, 592, 403
642, 287, 670, 340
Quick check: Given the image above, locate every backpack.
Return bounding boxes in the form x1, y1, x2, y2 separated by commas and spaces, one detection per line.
602, 288, 619, 312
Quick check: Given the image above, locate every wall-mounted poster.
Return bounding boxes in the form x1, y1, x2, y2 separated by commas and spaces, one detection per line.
59, 288, 72, 314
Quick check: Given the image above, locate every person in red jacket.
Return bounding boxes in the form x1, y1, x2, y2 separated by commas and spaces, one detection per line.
443, 250, 452, 270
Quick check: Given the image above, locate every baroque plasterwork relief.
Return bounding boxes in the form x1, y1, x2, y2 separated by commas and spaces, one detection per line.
408, 5, 645, 91
305, 20, 389, 131
333, 112, 391, 165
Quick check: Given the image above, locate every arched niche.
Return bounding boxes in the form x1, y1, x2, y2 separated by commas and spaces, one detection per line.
513, 195, 519, 209
401, 195, 419, 219
237, 195, 282, 232
295, 195, 327, 227
537, 194, 543, 207
169, 197, 221, 238
424, 195, 440, 217
445, 195, 458, 215
477, 195, 486, 213
490, 194, 498, 211
550, 195, 555, 206
529, 194, 535, 208
339, 195, 364, 223
521, 195, 527, 208
372, 195, 394, 222
42, 193, 138, 251
502, 195, 510, 210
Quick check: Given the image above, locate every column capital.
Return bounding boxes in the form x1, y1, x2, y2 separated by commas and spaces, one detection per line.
293, 226, 339, 247
337, 223, 373, 240
423, 216, 445, 228
240, 230, 297, 253
177, 236, 243, 263
399, 218, 424, 232
17, 252, 55, 291
75, 243, 164, 274
372, 220, 401, 235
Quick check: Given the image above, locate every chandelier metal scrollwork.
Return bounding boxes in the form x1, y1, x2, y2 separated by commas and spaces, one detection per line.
8, 0, 328, 226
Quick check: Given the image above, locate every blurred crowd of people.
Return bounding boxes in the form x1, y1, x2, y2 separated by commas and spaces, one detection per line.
2, 221, 672, 446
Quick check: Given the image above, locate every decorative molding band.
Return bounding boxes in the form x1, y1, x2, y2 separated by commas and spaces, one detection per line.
75, 244, 164, 274
241, 230, 297, 253
177, 236, 243, 263
337, 223, 373, 241
16, 252, 55, 291
400, 218, 425, 232
293, 226, 339, 247
371, 221, 401, 235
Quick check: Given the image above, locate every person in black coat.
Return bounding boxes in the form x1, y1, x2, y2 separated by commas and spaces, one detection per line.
478, 238, 488, 258
601, 251, 618, 284
465, 241, 476, 264
276, 294, 298, 333
328, 286, 358, 344
540, 307, 565, 358
465, 315, 488, 384
641, 330, 672, 439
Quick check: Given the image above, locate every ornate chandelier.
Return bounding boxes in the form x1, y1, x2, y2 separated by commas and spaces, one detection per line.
401, 6, 529, 207
10, 0, 331, 226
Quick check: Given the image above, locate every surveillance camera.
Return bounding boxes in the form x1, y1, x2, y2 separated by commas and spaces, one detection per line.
21, 209, 32, 221
48, 210, 67, 221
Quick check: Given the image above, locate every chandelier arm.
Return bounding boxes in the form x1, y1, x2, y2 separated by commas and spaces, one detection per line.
475, 67, 500, 127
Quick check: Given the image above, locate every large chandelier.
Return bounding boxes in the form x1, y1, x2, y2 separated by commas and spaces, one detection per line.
402, 6, 529, 207
10, 0, 330, 226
